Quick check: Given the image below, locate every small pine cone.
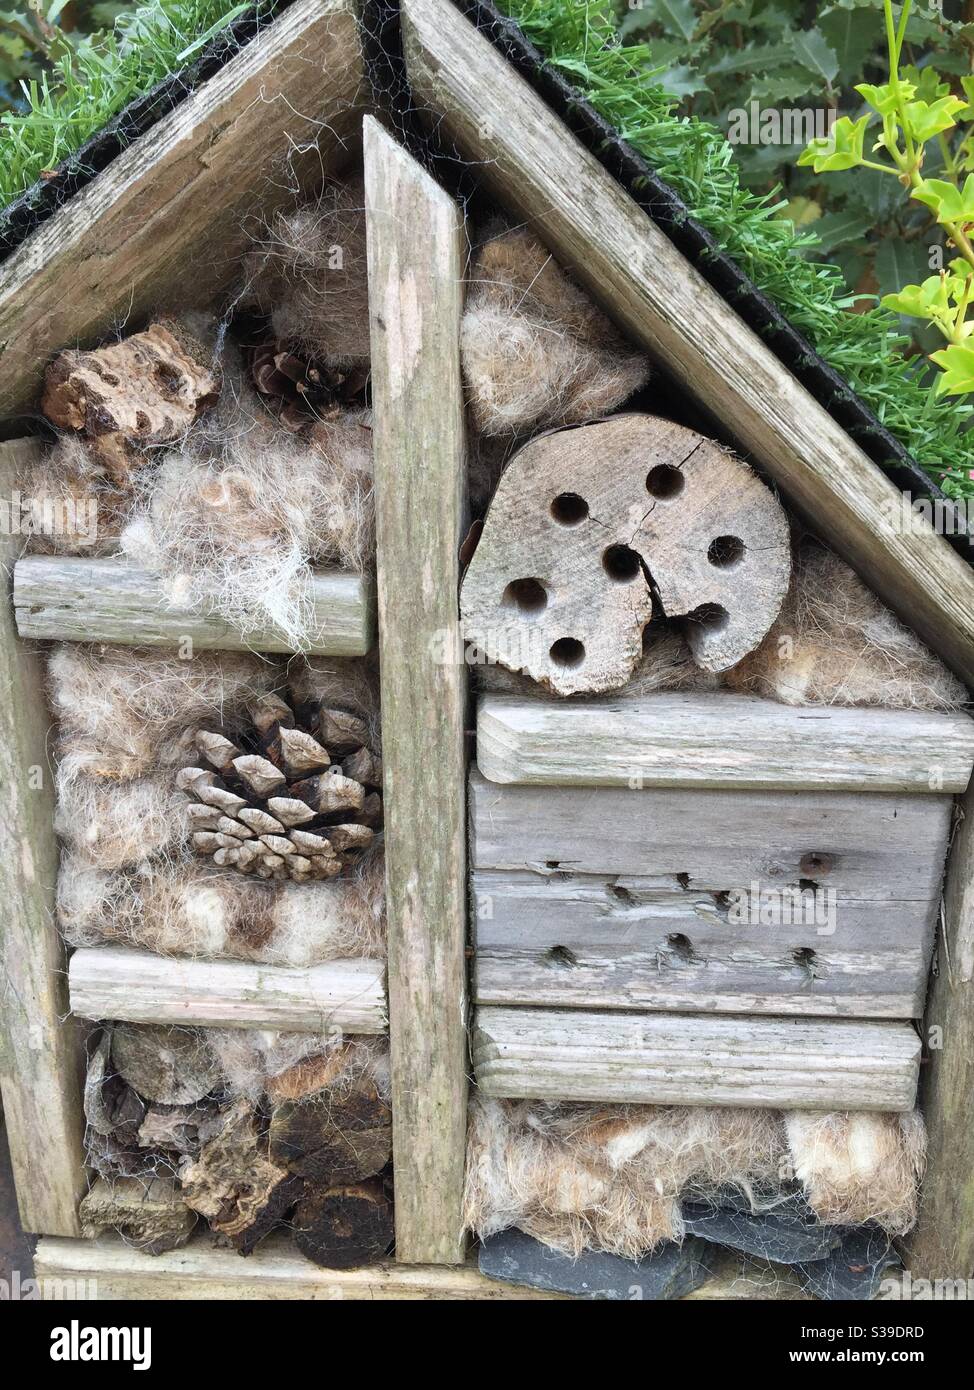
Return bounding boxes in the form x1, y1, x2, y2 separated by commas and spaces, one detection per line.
179, 695, 382, 882
250, 342, 369, 431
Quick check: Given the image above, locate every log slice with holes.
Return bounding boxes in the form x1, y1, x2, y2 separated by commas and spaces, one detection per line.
460, 414, 791, 695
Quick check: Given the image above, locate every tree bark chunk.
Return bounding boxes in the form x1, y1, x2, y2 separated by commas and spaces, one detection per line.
267, 1052, 392, 1183
80, 1176, 198, 1255
41, 322, 218, 484
110, 1023, 221, 1105
293, 1178, 394, 1269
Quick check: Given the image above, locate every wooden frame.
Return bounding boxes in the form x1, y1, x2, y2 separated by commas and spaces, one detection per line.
69, 947, 387, 1035
13, 557, 374, 656
364, 118, 470, 1266
0, 0, 367, 418
0, 441, 87, 1236
399, 0, 974, 693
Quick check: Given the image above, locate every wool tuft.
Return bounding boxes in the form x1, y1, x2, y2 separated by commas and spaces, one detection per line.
726, 540, 967, 711
461, 226, 651, 438
464, 1097, 926, 1259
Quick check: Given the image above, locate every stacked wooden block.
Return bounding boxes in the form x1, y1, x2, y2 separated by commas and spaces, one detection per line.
470, 693, 974, 1112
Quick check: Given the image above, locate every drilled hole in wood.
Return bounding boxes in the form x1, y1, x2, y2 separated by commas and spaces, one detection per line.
798, 878, 819, 893
501, 577, 548, 614
549, 637, 585, 668
545, 860, 561, 869
602, 544, 643, 583
792, 947, 820, 978
676, 873, 691, 889
545, 945, 578, 969
685, 602, 730, 638
550, 492, 589, 525
609, 883, 635, 904
646, 464, 685, 499
708, 535, 745, 569
799, 852, 834, 877
666, 932, 695, 963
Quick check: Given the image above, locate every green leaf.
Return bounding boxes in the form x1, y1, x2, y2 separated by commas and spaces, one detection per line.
856, 80, 917, 117
620, 0, 696, 42
912, 175, 974, 225
707, 41, 796, 76
750, 70, 819, 104
789, 27, 839, 86
930, 342, 974, 395
903, 65, 951, 105
660, 63, 710, 100
875, 244, 944, 305
798, 114, 870, 172
904, 96, 965, 143
811, 207, 874, 253
819, 5, 880, 81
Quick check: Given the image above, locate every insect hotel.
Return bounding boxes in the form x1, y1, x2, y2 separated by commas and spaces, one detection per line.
1, 0, 974, 1300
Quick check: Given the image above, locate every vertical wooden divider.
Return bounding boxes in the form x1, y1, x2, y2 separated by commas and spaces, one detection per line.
364, 117, 469, 1265
0, 439, 87, 1236
909, 779, 974, 1280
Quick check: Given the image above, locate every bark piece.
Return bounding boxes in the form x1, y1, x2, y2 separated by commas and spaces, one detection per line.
267, 1051, 392, 1183
41, 322, 218, 484
460, 414, 790, 694
110, 1023, 221, 1105
84, 1028, 146, 1146
179, 1099, 301, 1254
80, 1176, 198, 1255
293, 1177, 394, 1268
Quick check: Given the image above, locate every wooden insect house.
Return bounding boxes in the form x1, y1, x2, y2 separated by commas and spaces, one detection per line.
1, 0, 974, 1300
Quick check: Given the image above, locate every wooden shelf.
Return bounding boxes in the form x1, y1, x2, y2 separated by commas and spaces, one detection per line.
69, 946, 387, 1035
14, 556, 375, 656
472, 1007, 921, 1112
33, 1232, 810, 1300
477, 693, 974, 794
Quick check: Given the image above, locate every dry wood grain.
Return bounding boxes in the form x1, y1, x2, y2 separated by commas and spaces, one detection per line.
401, 0, 974, 690
365, 118, 469, 1265
477, 693, 974, 794
908, 779, 974, 1280
461, 415, 790, 693
0, 440, 87, 1236
69, 946, 387, 1034
0, 0, 367, 419
15, 555, 374, 655
473, 1007, 922, 1111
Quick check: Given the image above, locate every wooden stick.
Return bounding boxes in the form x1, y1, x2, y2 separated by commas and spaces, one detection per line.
14, 555, 375, 656
0, 440, 87, 1237
477, 693, 974, 794
473, 1007, 922, 1111
0, 0, 366, 418
365, 117, 469, 1265
69, 946, 388, 1034
400, 0, 974, 691
908, 780, 974, 1278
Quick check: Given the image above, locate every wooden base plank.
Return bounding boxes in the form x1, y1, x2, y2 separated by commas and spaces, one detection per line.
400, 0, 974, 692
365, 119, 469, 1264
14, 556, 374, 656
473, 1007, 922, 1111
69, 946, 387, 1034
477, 693, 974, 794
0, 441, 87, 1237
0, 0, 367, 418
32, 1234, 810, 1300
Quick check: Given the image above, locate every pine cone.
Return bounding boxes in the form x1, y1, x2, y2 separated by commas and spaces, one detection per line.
250, 343, 369, 431
178, 694, 382, 882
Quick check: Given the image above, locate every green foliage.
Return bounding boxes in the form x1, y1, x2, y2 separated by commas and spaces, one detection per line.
496, 0, 974, 498
0, 0, 261, 206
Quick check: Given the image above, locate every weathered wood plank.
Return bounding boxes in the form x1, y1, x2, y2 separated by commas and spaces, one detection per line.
365, 118, 469, 1265
472, 870, 933, 1018
477, 693, 974, 794
69, 946, 387, 1034
473, 1007, 921, 1111
33, 1233, 566, 1300
14, 555, 374, 655
401, 0, 974, 691
0, 0, 367, 419
0, 441, 86, 1236
908, 779, 974, 1280
33, 1232, 811, 1300
469, 770, 953, 898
